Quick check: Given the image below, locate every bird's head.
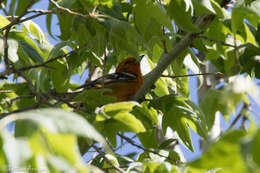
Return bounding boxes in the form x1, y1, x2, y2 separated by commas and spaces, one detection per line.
115, 56, 143, 76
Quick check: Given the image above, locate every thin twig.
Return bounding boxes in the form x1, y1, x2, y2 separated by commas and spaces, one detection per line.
27, 9, 54, 14
92, 145, 126, 173
117, 133, 180, 164
227, 103, 250, 131
18, 44, 88, 71
241, 116, 247, 130
161, 72, 224, 79
233, 34, 238, 65
3, 26, 11, 70
11, 68, 37, 94
114, 135, 137, 152
0, 9, 54, 33
227, 113, 243, 131
249, 107, 260, 118
11, 68, 51, 106
0, 102, 40, 119
49, 0, 109, 19
9, 95, 34, 105
49, 0, 88, 18
0, 2, 8, 16
198, 35, 235, 47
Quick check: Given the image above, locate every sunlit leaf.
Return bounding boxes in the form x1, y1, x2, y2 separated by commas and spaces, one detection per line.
189, 130, 247, 173
0, 39, 19, 62
19, 40, 44, 63
167, 0, 199, 32
3, 109, 110, 152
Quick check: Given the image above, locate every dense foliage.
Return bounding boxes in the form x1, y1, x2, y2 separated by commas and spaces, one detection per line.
0, 0, 260, 172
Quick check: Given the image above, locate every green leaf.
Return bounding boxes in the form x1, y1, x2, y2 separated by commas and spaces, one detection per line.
42, 130, 86, 169
2, 130, 32, 168
48, 61, 69, 92
19, 40, 44, 63
132, 101, 158, 127
133, 0, 172, 50
15, 0, 39, 15
184, 52, 201, 76
23, 20, 46, 43
151, 95, 203, 151
146, 58, 169, 96
37, 69, 52, 92
138, 129, 158, 148
0, 15, 10, 31
4, 108, 110, 152
72, 17, 106, 56
58, 13, 74, 41
0, 133, 7, 167
103, 101, 138, 116
210, 0, 225, 18
205, 18, 231, 43
15, 119, 39, 137
162, 105, 194, 151
158, 138, 178, 150
48, 41, 69, 59
185, 100, 208, 135
200, 90, 227, 129
200, 80, 249, 130
67, 50, 87, 73
9, 31, 47, 60
171, 52, 189, 97
167, 0, 199, 32
242, 22, 258, 46
28, 129, 89, 172
95, 102, 146, 146
252, 129, 260, 166
232, 0, 260, 34
256, 23, 260, 45
189, 130, 247, 173
106, 18, 142, 57
0, 39, 19, 62
143, 162, 169, 172
239, 44, 260, 78
102, 102, 146, 133
192, 0, 216, 15
74, 89, 116, 112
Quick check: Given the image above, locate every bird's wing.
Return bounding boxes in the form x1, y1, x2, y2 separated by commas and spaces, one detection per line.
78, 72, 137, 89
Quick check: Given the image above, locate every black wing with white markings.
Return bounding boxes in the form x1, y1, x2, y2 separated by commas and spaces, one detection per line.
78, 72, 137, 89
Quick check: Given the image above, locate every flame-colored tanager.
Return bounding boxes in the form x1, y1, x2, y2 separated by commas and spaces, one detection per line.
79, 57, 144, 101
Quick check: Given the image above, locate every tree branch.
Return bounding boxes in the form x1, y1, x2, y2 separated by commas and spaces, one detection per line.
161, 72, 224, 79
134, 14, 215, 101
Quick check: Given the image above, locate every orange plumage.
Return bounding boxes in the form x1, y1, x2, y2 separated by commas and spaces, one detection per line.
80, 57, 144, 101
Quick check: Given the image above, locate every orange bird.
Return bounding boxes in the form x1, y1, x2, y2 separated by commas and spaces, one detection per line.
78, 57, 144, 102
